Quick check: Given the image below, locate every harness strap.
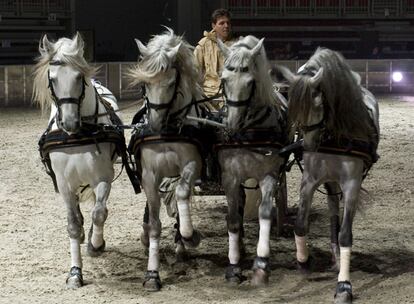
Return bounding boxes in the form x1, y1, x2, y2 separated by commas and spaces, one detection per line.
39, 127, 141, 194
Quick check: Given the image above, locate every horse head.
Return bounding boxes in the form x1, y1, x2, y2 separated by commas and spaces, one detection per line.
130, 28, 200, 133
218, 36, 265, 131
276, 64, 324, 151
34, 32, 95, 134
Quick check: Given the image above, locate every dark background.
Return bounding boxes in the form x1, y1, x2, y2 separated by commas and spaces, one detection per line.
0, 0, 413, 64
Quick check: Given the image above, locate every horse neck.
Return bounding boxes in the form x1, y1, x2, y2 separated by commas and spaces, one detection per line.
245, 98, 282, 130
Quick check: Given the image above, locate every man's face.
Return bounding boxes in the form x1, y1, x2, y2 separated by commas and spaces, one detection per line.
212, 16, 231, 41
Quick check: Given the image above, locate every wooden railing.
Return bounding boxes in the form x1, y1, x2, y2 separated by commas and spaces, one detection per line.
1, 59, 413, 107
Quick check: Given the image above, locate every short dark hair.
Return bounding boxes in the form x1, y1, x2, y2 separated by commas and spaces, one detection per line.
211, 8, 231, 24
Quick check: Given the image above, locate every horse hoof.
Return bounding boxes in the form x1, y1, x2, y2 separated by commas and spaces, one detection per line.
87, 239, 106, 257
143, 271, 162, 292
251, 268, 270, 286
66, 266, 83, 289
87, 224, 105, 257
296, 256, 313, 275
181, 229, 201, 248
251, 257, 270, 286
175, 242, 188, 262
225, 264, 245, 284
334, 281, 353, 304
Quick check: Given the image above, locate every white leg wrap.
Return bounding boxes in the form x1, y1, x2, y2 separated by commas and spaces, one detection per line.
148, 237, 160, 271
91, 224, 104, 248
177, 200, 193, 238
338, 247, 351, 282
70, 238, 82, 268
295, 234, 309, 263
228, 231, 240, 264
257, 219, 271, 257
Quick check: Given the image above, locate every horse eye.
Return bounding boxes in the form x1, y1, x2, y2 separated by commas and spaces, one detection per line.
227, 66, 235, 72
311, 91, 319, 99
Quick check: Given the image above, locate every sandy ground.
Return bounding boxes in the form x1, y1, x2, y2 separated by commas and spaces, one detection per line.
0, 95, 413, 304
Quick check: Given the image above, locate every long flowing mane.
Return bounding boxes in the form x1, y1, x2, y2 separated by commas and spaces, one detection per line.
224, 35, 282, 109
32, 37, 97, 111
288, 47, 374, 139
128, 28, 203, 100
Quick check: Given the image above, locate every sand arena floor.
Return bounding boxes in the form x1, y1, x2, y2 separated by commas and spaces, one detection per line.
0, 95, 413, 304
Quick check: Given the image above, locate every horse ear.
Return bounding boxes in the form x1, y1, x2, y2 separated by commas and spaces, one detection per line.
250, 38, 264, 58
310, 67, 323, 87
39, 34, 53, 56
167, 43, 181, 61
135, 39, 148, 57
72, 32, 85, 54
352, 71, 361, 85
272, 65, 298, 84
217, 38, 230, 59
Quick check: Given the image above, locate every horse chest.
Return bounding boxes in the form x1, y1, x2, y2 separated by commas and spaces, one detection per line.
49, 146, 114, 182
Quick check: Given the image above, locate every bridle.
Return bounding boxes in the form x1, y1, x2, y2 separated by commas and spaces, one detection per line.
143, 70, 189, 128
48, 60, 87, 129
222, 70, 256, 109
296, 68, 326, 135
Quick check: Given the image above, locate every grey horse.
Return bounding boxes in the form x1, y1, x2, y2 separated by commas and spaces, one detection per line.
277, 47, 379, 304
216, 35, 290, 286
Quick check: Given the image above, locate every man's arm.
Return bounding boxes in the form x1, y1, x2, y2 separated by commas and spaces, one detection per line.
194, 44, 205, 76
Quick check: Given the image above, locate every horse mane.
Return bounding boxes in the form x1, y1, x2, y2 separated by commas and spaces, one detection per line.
32, 37, 98, 111
128, 28, 203, 100
288, 47, 374, 139
224, 35, 282, 110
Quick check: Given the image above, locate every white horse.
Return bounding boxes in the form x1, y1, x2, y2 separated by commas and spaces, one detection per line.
216, 35, 290, 285
128, 28, 204, 291
277, 48, 379, 304
33, 33, 125, 288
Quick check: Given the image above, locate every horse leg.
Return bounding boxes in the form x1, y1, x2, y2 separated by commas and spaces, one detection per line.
140, 202, 150, 248
222, 173, 245, 284
238, 184, 247, 258
62, 191, 85, 289
173, 215, 187, 261
325, 182, 341, 271
251, 175, 277, 286
294, 174, 318, 274
87, 182, 110, 257
175, 161, 201, 248
334, 180, 360, 304
141, 171, 162, 291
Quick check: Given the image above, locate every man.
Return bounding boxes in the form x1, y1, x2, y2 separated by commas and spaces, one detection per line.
194, 8, 236, 110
